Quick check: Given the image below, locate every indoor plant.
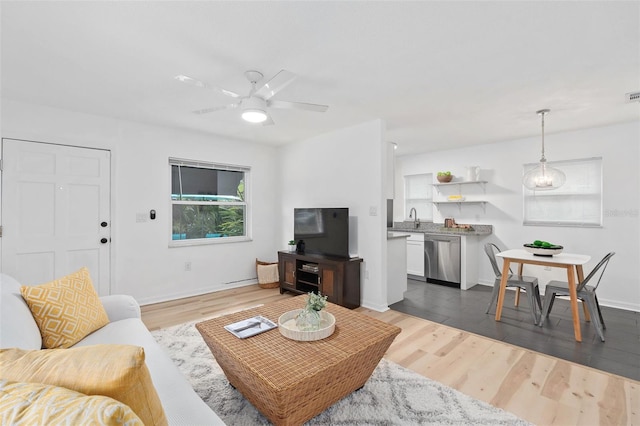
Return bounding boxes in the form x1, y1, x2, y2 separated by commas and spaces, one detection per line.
295, 292, 328, 331
437, 171, 453, 183
288, 240, 296, 252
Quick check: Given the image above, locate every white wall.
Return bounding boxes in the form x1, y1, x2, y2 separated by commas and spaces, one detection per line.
278, 120, 389, 311
1, 99, 280, 304
395, 121, 640, 311
6, 96, 634, 312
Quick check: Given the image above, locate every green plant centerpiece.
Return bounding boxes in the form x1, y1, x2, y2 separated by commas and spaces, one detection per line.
288, 239, 296, 252
295, 292, 328, 331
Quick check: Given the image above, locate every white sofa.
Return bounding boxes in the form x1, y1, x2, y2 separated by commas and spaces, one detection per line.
0, 273, 225, 425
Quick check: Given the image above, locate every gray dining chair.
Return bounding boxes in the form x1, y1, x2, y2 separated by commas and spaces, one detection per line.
484, 243, 542, 324
539, 252, 615, 342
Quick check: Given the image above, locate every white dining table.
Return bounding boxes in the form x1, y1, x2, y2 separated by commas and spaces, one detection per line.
495, 249, 591, 342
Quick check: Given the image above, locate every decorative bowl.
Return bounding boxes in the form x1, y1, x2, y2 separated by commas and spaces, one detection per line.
278, 309, 336, 341
437, 174, 453, 183
523, 243, 563, 257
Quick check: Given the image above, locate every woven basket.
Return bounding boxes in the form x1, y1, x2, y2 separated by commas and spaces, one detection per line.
256, 259, 280, 289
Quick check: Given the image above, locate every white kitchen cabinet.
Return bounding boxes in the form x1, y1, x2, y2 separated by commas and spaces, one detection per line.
406, 232, 425, 280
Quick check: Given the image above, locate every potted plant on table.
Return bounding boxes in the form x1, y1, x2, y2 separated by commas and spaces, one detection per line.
288, 240, 296, 252
296, 292, 328, 331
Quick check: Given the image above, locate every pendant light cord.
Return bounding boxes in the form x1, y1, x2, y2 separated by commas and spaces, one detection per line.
537, 109, 549, 163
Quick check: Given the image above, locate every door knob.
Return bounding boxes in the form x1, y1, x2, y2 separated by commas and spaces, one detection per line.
100, 221, 108, 227
100, 238, 108, 244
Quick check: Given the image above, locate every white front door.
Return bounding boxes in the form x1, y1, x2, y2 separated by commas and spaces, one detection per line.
1, 139, 111, 295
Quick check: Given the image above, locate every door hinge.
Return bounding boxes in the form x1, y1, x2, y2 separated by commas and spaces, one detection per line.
0, 159, 3, 171
0, 226, 3, 238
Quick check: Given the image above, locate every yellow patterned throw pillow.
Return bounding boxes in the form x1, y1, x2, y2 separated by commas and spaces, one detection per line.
0, 344, 168, 426
0, 379, 143, 425
20, 267, 109, 348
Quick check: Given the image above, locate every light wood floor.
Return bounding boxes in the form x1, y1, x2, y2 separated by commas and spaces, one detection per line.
141, 285, 639, 426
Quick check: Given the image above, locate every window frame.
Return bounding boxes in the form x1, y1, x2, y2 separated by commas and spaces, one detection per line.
404, 173, 433, 223
523, 157, 603, 228
169, 158, 251, 247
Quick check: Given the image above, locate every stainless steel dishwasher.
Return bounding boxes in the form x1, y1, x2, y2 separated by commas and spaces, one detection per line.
424, 234, 461, 288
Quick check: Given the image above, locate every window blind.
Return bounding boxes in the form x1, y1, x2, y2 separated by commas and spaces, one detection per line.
405, 173, 433, 222
523, 157, 602, 227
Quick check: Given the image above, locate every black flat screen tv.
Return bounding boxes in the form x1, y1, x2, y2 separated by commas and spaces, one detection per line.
294, 208, 349, 258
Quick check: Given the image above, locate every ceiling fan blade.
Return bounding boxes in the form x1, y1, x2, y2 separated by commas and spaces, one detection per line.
254, 70, 297, 100
174, 75, 241, 98
192, 103, 238, 115
268, 100, 328, 113
262, 114, 275, 126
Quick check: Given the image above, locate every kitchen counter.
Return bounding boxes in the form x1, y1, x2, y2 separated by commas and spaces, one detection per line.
387, 231, 411, 239
391, 222, 492, 236
391, 222, 491, 290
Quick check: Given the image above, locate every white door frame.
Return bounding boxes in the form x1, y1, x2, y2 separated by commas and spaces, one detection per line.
0, 138, 113, 294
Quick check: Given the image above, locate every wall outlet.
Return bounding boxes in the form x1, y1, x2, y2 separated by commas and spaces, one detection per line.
184, 261, 192, 272
544, 266, 552, 271
369, 206, 377, 216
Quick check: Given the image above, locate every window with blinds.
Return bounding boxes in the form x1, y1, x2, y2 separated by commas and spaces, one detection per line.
523, 157, 602, 227
170, 158, 250, 244
404, 173, 433, 222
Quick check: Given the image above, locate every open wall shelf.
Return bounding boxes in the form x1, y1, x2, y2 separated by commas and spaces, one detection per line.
432, 181, 487, 192
432, 181, 488, 212
432, 200, 487, 212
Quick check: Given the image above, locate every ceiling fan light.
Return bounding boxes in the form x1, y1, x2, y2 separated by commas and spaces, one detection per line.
242, 109, 268, 123
241, 96, 268, 123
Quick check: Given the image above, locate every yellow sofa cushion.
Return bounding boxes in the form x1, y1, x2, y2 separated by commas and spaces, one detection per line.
20, 267, 110, 348
0, 379, 143, 425
0, 344, 167, 426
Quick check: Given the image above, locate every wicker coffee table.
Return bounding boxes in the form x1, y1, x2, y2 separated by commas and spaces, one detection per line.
196, 297, 401, 426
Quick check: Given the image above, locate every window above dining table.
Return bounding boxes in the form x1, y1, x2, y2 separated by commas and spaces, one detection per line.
523, 157, 602, 227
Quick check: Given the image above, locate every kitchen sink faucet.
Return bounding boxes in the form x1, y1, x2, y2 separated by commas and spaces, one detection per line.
409, 208, 420, 228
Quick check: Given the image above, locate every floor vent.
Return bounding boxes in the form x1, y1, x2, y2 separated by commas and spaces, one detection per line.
626, 91, 640, 103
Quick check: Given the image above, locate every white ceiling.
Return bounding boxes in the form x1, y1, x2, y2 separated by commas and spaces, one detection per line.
1, 1, 639, 155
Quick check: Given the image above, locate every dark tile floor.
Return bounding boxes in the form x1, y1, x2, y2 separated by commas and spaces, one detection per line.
390, 279, 640, 381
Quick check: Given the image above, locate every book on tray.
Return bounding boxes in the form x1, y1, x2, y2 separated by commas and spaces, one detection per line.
224, 316, 277, 338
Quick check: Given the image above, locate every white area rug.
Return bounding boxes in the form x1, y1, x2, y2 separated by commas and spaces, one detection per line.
152, 320, 531, 425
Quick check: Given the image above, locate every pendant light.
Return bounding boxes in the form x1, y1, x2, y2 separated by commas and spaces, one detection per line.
522, 109, 565, 190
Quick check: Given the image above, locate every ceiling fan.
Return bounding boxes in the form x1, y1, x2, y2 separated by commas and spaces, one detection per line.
174, 70, 329, 125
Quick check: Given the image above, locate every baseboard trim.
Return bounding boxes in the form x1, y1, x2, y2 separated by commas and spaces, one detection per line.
138, 280, 256, 306
361, 300, 390, 312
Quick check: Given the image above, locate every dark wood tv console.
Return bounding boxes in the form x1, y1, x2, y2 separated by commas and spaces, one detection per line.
278, 251, 362, 309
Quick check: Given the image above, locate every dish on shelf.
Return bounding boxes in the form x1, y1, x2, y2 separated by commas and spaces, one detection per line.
523, 243, 563, 256
447, 195, 465, 201
278, 309, 336, 341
